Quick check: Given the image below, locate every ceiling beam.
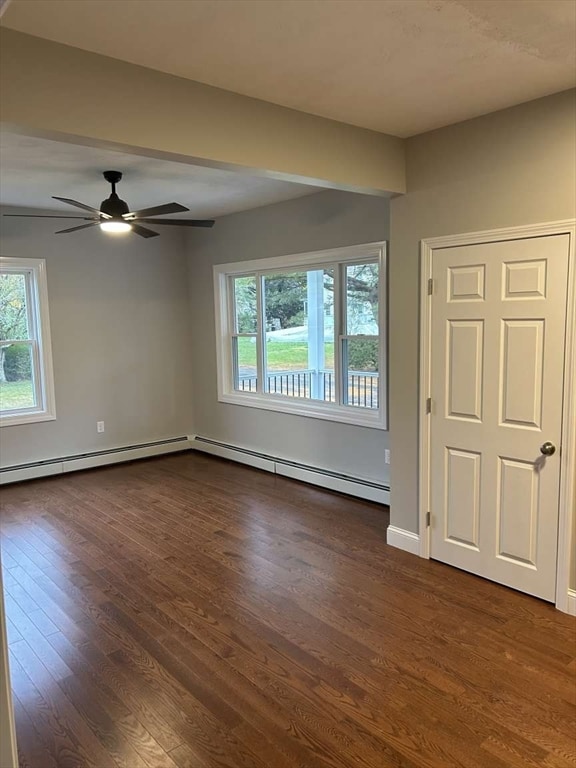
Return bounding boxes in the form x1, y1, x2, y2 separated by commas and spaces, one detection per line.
0, 29, 405, 195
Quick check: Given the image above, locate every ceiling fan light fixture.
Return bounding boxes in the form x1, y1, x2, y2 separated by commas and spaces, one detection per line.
100, 219, 132, 234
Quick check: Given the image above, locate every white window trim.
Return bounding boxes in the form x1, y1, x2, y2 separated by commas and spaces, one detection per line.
214, 242, 387, 430
0, 257, 56, 427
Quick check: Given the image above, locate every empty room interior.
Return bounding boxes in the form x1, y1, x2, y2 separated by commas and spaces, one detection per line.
0, 1, 575, 767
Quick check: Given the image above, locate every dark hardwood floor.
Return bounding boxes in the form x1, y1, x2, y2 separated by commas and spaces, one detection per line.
1, 452, 575, 768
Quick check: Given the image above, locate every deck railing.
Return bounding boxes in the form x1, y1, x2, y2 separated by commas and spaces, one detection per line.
236, 369, 379, 409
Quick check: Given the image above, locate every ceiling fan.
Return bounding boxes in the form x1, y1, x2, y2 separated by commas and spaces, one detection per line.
4, 170, 215, 238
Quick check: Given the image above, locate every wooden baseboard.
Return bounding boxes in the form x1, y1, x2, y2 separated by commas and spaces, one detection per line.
386, 525, 420, 556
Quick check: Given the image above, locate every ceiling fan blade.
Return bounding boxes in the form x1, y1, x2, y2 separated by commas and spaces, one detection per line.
130, 223, 159, 238
55, 222, 101, 235
135, 218, 215, 228
126, 202, 189, 218
52, 196, 111, 218
3, 214, 98, 219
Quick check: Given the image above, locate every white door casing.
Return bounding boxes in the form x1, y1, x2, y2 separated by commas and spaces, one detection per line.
419, 222, 576, 610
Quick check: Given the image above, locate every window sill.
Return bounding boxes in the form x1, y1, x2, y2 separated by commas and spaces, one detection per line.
0, 410, 56, 428
218, 391, 386, 430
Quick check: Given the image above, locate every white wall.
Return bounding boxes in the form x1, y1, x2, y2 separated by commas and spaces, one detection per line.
187, 189, 391, 485
389, 89, 576, 571
0, 209, 194, 467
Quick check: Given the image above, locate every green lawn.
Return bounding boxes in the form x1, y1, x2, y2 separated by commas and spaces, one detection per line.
0, 380, 35, 411
237, 338, 335, 370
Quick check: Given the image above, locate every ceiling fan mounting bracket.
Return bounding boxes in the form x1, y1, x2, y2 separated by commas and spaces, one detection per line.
103, 170, 123, 185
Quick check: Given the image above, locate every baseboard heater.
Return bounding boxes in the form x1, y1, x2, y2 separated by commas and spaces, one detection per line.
0, 436, 191, 485
192, 435, 390, 506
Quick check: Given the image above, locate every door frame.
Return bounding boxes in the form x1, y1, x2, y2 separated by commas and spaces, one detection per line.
418, 220, 576, 614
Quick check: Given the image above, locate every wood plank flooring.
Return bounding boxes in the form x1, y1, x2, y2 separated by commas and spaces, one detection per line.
1, 452, 575, 768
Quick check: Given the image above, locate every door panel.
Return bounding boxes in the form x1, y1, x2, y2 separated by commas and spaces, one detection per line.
449, 264, 485, 301
430, 235, 569, 601
445, 448, 481, 549
496, 457, 539, 566
447, 320, 484, 421
503, 259, 547, 299
499, 320, 544, 428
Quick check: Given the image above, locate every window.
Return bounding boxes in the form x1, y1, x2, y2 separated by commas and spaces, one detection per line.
214, 242, 386, 429
0, 257, 56, 426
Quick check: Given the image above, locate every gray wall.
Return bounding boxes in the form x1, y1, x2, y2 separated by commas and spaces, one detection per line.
0, 209, 194, 466
187, 189, 391, 485
389, 89, 576, 571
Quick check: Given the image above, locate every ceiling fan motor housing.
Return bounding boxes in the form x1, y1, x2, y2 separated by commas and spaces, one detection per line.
100, 193, 130, 218
101, 170, 130, 218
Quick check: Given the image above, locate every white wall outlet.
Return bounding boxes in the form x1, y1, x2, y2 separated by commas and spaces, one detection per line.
385, 449, 390, 464
97, 421, 105, 433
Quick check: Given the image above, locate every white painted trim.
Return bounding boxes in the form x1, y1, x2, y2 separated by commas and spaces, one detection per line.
566, 590, 576, 617
213, 241, 387, 431
35, 257, 56, 424
191, 435, 390, 505
419, 220, 576, 249
555, 225, 576, 613
214, 241, 387, 276
386, 526, 420, 556
218, 391, 385, 429
214, 269, 230, 405
0, 437, 192, 485
418, 220, 576, 615
418, 240, 433, 559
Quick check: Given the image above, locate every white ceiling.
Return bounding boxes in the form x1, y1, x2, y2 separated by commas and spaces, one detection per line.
2, 0, 574, 137
0, 134, 320, 216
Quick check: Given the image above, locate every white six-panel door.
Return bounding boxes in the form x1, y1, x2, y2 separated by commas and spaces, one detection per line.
429, 235, 570, 601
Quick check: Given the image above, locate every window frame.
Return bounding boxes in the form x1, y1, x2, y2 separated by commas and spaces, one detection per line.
0, 257, 56, 427
214, 242, 387, 430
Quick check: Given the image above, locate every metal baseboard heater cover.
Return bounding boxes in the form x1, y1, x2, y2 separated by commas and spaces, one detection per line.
0, 436, 191, 485
192, 436, 390, 505
0, 434, 390, 506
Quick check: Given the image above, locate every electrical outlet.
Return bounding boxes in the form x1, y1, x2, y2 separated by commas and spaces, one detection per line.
384, 449, 390, 465
97, 421, 105, 433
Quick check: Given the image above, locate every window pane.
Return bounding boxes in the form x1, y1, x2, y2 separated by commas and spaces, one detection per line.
233, 276, 257, 333
343, 338, 379, 409
264, 269, 334, 401
0, 343, 36, 411
346, 263, 379, 335
233, 336, 257, 392
0, 272, 30, 341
